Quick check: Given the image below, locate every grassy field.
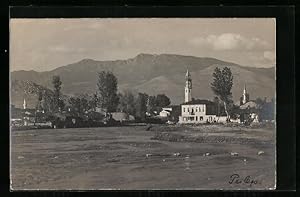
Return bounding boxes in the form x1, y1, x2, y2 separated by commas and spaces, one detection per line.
10, 124, 275, 190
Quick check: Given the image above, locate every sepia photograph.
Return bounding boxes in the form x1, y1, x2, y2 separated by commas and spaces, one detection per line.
10, 18, 276, 190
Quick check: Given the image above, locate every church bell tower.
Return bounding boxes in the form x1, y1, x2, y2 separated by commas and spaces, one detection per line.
185, 69, 192, 103
242, 84, 249, 104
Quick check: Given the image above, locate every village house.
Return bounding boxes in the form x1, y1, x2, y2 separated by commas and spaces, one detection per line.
111, 112, 135, 122
159, 105, 181, 122
159, 108, 171, 117
22, 98, 52, 126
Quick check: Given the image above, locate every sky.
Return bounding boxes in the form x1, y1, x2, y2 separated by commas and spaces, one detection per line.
10, 18, 275, 72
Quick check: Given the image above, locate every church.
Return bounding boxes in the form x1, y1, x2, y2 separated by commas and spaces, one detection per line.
178, 69, 262, 124
178, 70, 219, 124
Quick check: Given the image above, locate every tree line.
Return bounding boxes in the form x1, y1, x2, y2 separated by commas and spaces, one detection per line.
36, 67, 274, 123
37, 71, 171, 121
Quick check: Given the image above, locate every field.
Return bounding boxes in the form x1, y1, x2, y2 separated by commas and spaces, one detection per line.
10, 124, 276, 190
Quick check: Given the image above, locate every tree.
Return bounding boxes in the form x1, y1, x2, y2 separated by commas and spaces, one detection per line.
68, 97, 81, 116
58, 99, 65, 111
213, 96, 220, 116
52, 75, 63, 112
88, 92, 98, 112
79, 95, 89, 113
211, 67, 234, 121
155, 94, 171, 108
118, 90, 136, 115
135, 93, 148, 121
96, 71, 119, 113
42, 90, 53, 112
255, 97, 265, 107
68, 94, 91, 116
255, 97, 275, 121
146, 95, 157, 114
228, 104, 240, 119
36, 90, 43, 111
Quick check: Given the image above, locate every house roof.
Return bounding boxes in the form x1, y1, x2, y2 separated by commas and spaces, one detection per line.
24, 108, 36, 113
240, 101, 258, 109
111, 112, 129, 121
182, 99, 214, 105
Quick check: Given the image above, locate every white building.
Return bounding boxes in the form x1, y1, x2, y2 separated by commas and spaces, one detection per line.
179, 69, 219, 124
179, 100, 217, 123
159, 107, 172, 117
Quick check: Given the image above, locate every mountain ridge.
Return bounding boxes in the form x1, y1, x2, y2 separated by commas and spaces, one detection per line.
11, 53, 275, 106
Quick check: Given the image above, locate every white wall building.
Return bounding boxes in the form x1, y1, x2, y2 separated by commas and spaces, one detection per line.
159, 110, 171, 117
179, 69, 220, 124
159, 107, 172, 117
179, 101, 218, 123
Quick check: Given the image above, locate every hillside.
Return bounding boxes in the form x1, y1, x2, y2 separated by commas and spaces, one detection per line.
11, 53, 275, 106
11, 80, 54, 109
11, 80, 70, 109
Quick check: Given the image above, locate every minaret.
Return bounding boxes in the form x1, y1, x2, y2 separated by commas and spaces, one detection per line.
242, 84, 249, 104
185, 69, 192, 102
23, 98, 27, 110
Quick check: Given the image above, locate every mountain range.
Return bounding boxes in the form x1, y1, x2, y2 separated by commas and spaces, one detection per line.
11, 53, 275, 108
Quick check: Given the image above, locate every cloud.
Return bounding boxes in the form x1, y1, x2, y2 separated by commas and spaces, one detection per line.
244, 50, 275, 67
189, 33, 271, 51
264, 51, 276, 62
48, 45, 87, 53
10, 19, 276, 71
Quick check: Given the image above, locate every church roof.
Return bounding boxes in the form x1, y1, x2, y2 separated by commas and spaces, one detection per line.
240, 101, 258, 109
243, 84, 247, 92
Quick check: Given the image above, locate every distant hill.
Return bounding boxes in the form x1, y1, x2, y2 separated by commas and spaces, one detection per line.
11, 53, 275, 106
